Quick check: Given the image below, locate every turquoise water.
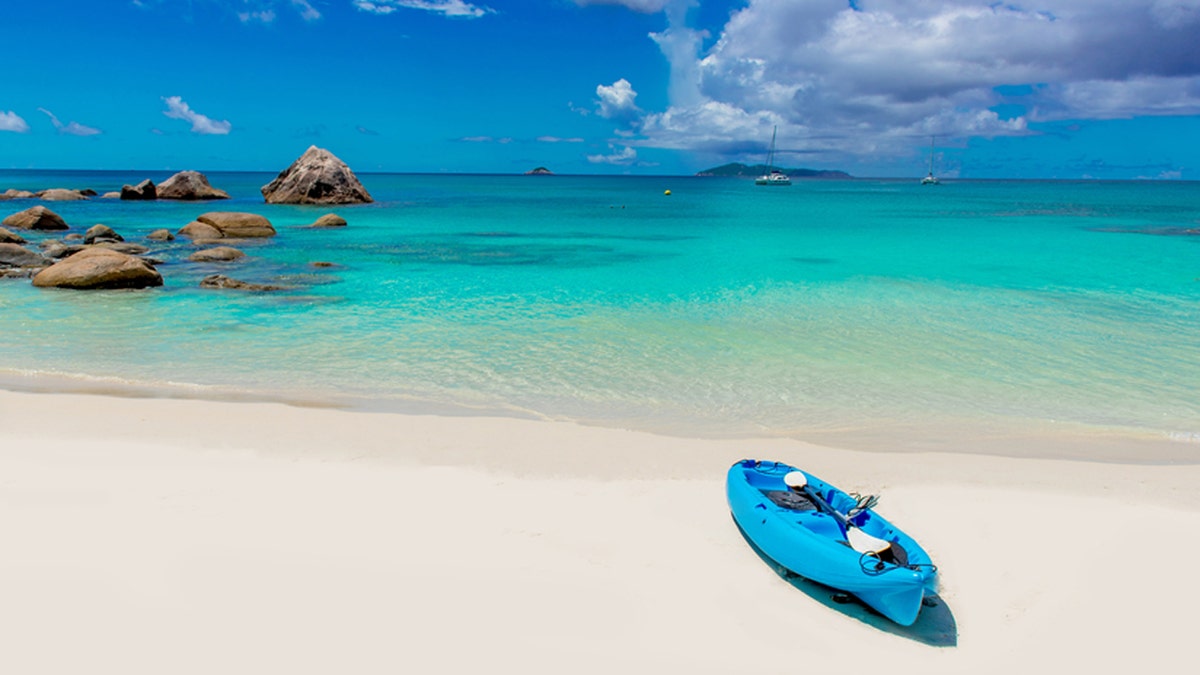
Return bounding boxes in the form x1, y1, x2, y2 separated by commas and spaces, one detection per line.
3, 170, 1199, 456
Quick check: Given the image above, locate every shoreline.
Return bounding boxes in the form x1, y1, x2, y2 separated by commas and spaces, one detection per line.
3, 386, 1199, 673
3, 368, 1197, 467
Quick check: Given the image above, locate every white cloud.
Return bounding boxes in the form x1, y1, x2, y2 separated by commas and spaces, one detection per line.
589, 0, 1200, 164
354, 0, 494, 18
1, 110, 30, 133
291, 0, 320, 21
537, 136, 585, 143
586, 145, 638, 165
595, 78, 640, 121
238, 9, 276, 23
573, 0, 673, 12
37, 107, 102, 136
162, 96, 232, 135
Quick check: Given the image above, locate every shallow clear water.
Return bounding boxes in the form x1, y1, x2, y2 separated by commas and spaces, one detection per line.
3, 170, 1199, 455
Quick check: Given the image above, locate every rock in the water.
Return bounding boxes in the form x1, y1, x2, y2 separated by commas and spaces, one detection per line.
80, 189, 98, 197
157, 171, 231, 200
84, 224, 123, 244
261, 146, 373, 205
39, 241, 87, 259
120, 179, 157, 201
0, 243, 51, 269
524, 167, 554, 175
146, 229, 175, 241
189, 246, 245, 262
101, 191, 121, 199
64, 233, 84, 241
32, 248, 163, 289
178, 221, 223, 240
200, 274, 286, 292
3, 206, 69, 230
0, 227, 25, 244
193, 212, 276, 238
307, 213, 347, 228
2, 189, 35, 200
37, 188, 88, 201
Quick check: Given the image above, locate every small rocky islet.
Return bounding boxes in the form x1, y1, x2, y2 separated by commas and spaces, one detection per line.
0, 146, 368, 291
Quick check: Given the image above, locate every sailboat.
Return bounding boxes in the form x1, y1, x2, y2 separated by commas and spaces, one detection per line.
755, 126, 791, 186
921, 136, 940, 185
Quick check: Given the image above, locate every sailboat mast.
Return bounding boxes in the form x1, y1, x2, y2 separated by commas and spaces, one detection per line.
768, 126, 777, 171
928, 135, 935, 175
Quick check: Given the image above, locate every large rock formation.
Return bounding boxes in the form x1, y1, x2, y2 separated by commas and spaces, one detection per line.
0, 243, 51, 269
2, 189, 35, 200
157, 171, 231, 200
3, 206, 69, 230
261, 146, 372, 205
179, 212, 276, 239
32, 248, 163, 289
121, 179, 157, 201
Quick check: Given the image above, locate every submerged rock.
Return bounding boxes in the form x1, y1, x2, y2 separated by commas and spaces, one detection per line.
200, 274, 286, 292
32, 248, 163, 289
121, 179, 157, 201
188, 246, 245, 262
0, 243, 51, 269
91, 242, 150, 255
306, 213, 347, 228
261, 146, 372, 205
146, 229, 175, 241
3, 205, 69, 230
157, 171, 230, 200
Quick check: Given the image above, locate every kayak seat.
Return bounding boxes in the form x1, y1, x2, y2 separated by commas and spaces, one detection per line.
763, 489, 819, 511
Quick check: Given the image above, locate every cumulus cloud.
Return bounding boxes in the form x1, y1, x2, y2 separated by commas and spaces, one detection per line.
595, 79, 641, 122
162, 96, 232, 135
1, 111, 30, 133
354, 0, 494, 17
585, 0, 1200, 163
37, 107, 102, 136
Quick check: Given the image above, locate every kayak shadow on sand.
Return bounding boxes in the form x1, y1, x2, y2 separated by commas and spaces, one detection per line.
734, 521, 958, 647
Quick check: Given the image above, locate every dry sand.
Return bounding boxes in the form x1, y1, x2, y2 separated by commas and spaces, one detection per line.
2, 388, 1198, 674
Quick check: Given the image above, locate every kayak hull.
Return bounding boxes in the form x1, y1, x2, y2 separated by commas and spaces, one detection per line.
727, 459, 937, 626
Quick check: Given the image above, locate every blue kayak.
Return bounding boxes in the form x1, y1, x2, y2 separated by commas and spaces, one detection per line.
727, 459, 938, 625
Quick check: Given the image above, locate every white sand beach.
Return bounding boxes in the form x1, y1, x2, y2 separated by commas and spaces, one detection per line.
2, 388, 1198, 674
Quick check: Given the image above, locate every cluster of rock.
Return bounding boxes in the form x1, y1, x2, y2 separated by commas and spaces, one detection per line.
1, 204, 346, 291
1, 146, 369, 289
1, 188, 95, 201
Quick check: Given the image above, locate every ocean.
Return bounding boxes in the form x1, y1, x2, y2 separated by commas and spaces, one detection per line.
2, 170, 1198, 459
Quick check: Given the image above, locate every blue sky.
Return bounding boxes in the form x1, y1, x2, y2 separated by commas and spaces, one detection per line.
2, 0, 1199, 178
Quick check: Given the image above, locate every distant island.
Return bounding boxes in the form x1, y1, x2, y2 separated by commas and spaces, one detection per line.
696, 163, 851, 179
524, 167, 554, 175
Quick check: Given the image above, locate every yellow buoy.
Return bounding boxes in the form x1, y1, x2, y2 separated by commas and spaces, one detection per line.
664, 189, 672, 196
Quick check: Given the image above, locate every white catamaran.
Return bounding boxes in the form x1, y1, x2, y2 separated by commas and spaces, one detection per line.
755, 126, 791, 186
